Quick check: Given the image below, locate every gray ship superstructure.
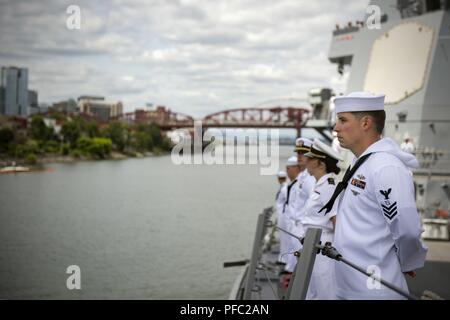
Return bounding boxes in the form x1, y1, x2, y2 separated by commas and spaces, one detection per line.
328, 0, 450, 232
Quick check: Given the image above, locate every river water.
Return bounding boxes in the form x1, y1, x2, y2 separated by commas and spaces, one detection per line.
0, 146, 293, 299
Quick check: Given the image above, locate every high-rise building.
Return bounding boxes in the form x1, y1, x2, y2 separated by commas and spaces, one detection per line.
0, 66, 29, 116
27, 90, 39, 115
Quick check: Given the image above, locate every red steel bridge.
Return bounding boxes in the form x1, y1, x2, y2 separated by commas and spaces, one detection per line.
117, 105, 330, 137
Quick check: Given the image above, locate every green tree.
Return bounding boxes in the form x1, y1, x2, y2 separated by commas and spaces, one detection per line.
0, 127, 14, 153
76, 136, 112, 159
25, 153, 37, 165
87, 138, 112, 159
148, 123, 163, 147
29, 115, 54, 141
161, 136, 173, 151
132, 130, 153, 151
61, 120, 81, 148
43, 140, 60, 153
16, 139, 39, 157
104, 122, 127, 152
85, 120, 100, 138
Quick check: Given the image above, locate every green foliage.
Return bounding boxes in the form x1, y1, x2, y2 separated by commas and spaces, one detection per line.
88, 138, 112, 158
2, 114, 170, 160
29, 115, 55, 141
0, 127, 14, 153
76, 136, 112, 159
131, 123, 171, 152
16, 139, 40, 157
132, 130, 153, 151
148, 123, 162, 146
104, 122, 127, 152
61, 120, 81, 147
61, 143, 70, 156
70, 148, 82, 158
48, 111, 65, 121
161, 137, 173, 151
85, 121, 100, 138
152, 147, 162, 156
43, 140, 60, 153
25, 153, 37, 165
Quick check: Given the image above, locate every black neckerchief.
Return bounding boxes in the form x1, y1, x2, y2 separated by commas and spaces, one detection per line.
319, 153, 372, 214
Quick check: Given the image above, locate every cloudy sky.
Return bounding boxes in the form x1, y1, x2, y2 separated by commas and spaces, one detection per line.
0, 0, 368, 117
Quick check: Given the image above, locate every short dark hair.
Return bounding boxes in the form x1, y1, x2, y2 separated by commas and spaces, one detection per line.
315, 157, 341, 175
353, 110, 386, 134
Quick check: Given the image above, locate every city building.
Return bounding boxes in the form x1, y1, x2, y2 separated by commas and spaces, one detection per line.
52, 98, 78, 114
0, 66, 28, 116
27, 90, 39, 115
78, 96, 123, 122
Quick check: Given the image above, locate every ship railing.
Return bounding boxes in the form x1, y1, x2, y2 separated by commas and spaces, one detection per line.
227, 211, 443, 300
278, 227, 419, 300
223, 206, 275, 300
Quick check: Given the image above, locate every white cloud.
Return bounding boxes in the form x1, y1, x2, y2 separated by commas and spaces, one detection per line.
0, 0, 369, 117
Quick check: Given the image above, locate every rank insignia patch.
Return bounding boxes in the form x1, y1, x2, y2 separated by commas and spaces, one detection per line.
381, 201, 398, 220
351, 178, 366, 190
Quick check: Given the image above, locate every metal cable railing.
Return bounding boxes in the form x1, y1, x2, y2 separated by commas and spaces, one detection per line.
275, 226, 419, 300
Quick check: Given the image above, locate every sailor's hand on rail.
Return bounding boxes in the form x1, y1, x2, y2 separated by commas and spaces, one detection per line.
403, 270, 416, 278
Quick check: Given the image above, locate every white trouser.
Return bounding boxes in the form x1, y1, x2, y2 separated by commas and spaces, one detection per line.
306, 228, 336, 300
284, 219, 304, 272
277, 213, 291, 263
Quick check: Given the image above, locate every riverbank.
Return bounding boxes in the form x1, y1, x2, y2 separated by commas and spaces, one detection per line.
0, 150, 170, 167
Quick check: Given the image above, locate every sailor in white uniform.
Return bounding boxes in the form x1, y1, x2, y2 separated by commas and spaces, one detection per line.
400, 134, 415, 154
275, 170, 288, 264
325, 92, 428, 300
284, 138, 316, 274
300, 138, 343, 300
278, 157, 301, 265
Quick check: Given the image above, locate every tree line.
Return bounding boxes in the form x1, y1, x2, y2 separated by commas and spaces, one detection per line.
0, 113, 173, 164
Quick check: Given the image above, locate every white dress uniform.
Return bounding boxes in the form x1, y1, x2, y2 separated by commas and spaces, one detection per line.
284, 170, 315, 271
331, 92, 428, 300
298, 138, 343, 300
286, 169, 316, 240
300, 172, 338, 299
276, 181, 289, 262
278, 157, 300, 263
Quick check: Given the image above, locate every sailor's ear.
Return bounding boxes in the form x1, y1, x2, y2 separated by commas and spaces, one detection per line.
359, 115, 373, 131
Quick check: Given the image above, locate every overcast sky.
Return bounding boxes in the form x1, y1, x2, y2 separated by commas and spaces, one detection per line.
0, 0, 368, 117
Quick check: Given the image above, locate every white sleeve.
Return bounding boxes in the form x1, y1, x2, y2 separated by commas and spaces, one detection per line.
373, 165, 428, 272
304, 175, 316, 196
290, 176, 315, 221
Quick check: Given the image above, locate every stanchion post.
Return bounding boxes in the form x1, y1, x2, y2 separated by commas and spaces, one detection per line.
286, 227, 322, 300
243, 213, 266, 299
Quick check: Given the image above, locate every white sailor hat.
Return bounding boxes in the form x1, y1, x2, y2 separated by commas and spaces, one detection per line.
286, 156, 299, 167
304, 139, 343, 161
294, 137, 313, 153
277, 171, 287, 178
333, 91, 385, 114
